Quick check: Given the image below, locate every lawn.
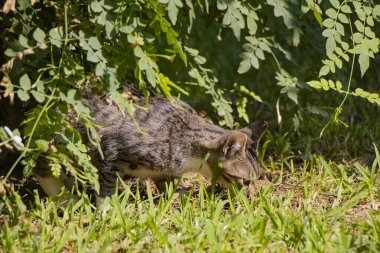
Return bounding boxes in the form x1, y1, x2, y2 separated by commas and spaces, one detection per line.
1, 0, 380, 252
1, 149, 379, 252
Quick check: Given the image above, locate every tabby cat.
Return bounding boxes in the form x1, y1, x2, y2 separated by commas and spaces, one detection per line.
35, 88, 267, 206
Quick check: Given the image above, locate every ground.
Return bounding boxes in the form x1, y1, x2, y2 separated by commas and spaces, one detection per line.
1, 155, 379, 252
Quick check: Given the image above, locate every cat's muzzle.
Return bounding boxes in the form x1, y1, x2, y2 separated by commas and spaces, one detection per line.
221, 172, 252, 188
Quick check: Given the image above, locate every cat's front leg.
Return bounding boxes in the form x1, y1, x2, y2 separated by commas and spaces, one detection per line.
96, 132, 120, 207
95, 167, 117, 209
153, 176, 177, 193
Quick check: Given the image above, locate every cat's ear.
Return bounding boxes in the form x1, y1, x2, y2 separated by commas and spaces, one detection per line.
198, 133, 248, 157
240, 121, 268, 141
222, 133, 247, 158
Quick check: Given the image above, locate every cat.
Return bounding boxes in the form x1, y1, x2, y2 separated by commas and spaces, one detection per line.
34, 87, 268, 206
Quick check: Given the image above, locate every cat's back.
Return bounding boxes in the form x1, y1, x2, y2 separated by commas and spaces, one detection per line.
85, 94, 214, 172
134, 97, 204, 133
86, 94, 205, 134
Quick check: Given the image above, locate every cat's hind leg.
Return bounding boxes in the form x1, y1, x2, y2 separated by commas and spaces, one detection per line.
34, 173, 79, 207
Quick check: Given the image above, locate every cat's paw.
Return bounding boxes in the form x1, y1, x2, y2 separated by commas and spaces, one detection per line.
96, 195, 113, 217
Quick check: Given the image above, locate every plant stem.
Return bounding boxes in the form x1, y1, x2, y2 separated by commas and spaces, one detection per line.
338, 16, 356, 109
4, 88, 57, 181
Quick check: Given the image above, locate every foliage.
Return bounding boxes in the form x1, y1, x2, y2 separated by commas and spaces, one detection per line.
0, 0, 380, 187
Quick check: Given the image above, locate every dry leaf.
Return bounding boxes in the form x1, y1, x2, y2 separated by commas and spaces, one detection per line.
1, 58, 14, 74
39, 43, 48, 50
2, 0, 16, 14
23, 48, 35, 55
0, 180, 6, 197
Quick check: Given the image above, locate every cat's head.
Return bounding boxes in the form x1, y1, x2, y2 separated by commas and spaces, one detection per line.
200, 121, 268, 188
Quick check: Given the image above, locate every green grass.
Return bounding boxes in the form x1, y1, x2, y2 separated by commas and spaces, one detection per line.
1, 149, 380, 252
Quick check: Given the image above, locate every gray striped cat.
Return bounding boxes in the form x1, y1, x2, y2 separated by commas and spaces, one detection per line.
35, 88, 267, 206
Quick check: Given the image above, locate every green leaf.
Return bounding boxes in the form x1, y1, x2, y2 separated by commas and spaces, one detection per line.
335, 23, 345, 35
33, 27, 46, 43
19, 35, 29, 48
322, 18, 334, 28
354, 88, 364, 96
326, 192, 364, 220
366, 16, 374, 26
354, 20, 364, 32
216, 0, 227, 10
95, 63, 105, 76
368, 38, 380, 52
251, 56, 259, 69
119, 25, 134, 34
89, 37, 102, 50
230, 16, 242, 39
247, 13, 257, 35
353, 32, 363, 43
341, 52, 349, 62
4, 48, 17, 57
36, 80, 45, 93
341, 41, 349, 50
19, 74, 31, 91
319, 65, 330, 77
134, 47, 144, 58
138, 57, 149, 70
35, 139, 49, 152
49, 27, 63, 48
283, 87, 298, 104
97, 12, 106, 25
338, 13, 349, 24
321, 78, 328, 88
330, 0, 340, 9
31, 91, 45, 103
330, 60, 336, 73
105, 21, 115, 39
236, 97, 249, 123
86, 50, 99, 63
255, 48, 265, 60
258, 41, 271, 52
17, 89, 30, 101
322, 29, 333, 37
49, 27, 62, 40
336, 80, 343, 90
13, 190, 27, 213
326, 36, 336, 54
238, 59, 251, 74
341, 5, 352, 13
365, 27, 375, 39
90, 1, 102, 12
328, 79, 335, 88
356, 9, 366, 21
358, 53, 369, 77
310, 4, 323, 27
326, 8, 337, 19
307, 80, 322, 89
146, 67, 156, 86
374, 5, 380, 19
335, 58, 342, 69
166, 0, 182, 25
223, 10, 232, 25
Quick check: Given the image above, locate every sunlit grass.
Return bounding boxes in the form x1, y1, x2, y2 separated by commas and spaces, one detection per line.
1, 149, 379, 252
